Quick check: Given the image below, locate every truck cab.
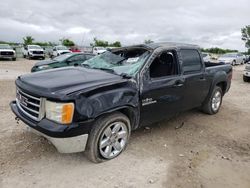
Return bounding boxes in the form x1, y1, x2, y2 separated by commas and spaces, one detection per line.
10, 43, 232, 163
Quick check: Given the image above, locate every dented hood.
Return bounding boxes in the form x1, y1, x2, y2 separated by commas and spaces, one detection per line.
16, 67, 125, 99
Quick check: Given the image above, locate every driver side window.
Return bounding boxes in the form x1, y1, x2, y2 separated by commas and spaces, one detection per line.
149, 50, 178, 78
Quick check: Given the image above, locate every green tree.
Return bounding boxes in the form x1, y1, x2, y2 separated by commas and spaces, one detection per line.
201, 47, 238, 54
110, 41, 121, 47
60, 38, 75, 47
23, 36, 34, 45
90, 38, 122, 47
241, 25, 250, 50
91, 38, 109, 47
144, 39, 154, 44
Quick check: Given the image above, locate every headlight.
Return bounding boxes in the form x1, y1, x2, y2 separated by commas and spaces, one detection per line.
45, 100, 74, 124
38, 65, 50, 69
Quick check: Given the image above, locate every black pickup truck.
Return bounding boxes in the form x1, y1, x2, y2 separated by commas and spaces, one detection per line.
10, 42, 232, 163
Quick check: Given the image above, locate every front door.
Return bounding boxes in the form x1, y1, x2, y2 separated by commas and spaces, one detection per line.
140, 50, 185, 126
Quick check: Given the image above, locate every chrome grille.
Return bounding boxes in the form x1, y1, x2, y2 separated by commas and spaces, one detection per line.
16, 88, 45, 121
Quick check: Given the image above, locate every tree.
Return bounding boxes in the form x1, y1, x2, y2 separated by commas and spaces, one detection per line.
91, 38, 109, 47
144, 39, 154, 44
90, 38, 122, 47
201, 47, 238, 54
241, 25, 250, 50
110, 41, 121, 47
23, 36, 34, 45
60, 38, 75, 47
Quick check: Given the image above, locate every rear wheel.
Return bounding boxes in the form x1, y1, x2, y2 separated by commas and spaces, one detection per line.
85, 112, 131, 163
202, 86, 223, 115
12, 57, 16, 61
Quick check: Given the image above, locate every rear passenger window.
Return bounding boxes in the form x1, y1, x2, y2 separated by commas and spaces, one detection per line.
180, 49, 202, 74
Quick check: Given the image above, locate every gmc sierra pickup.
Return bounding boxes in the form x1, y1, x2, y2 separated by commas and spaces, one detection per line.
10, 42, 232, 163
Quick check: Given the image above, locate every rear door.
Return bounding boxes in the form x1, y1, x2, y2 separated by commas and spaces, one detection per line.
180, 49, 209, 110
140, 49, 185, 126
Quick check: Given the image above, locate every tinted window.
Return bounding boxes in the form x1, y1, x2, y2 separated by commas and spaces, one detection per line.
181, 49, 202, 73
150, 51, 178, 78
68, 54, 85, 61
85, 54, 94, 60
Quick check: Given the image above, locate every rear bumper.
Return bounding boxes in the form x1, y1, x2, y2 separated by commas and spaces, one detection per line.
10, 100, 92, 153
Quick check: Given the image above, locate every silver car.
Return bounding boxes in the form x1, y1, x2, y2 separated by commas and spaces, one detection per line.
218, 53, 244, 66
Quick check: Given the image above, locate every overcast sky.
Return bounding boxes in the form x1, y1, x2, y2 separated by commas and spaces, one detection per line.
0, 0, 249, 51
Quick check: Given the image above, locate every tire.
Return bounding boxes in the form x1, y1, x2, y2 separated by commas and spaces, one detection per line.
23, 54, 26, 58
12, 58, 16, 61
202, 86, 223, 115
85, 112, 131, 163
232, 60, 236, 66
243, 75, 250, 82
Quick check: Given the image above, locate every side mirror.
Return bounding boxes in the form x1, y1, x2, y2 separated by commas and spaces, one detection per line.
13, 47, 16, 51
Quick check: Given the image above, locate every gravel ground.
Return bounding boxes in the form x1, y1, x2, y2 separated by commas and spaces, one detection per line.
0, 58, 249, 188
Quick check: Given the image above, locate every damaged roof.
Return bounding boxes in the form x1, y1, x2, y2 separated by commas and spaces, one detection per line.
113, 42, 200, 51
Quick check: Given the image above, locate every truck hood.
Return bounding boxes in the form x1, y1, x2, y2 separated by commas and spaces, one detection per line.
16, 67, 125, 99
0, 49, 15, 52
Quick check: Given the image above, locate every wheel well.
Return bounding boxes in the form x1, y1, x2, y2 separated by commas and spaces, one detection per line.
216, 82, 227, 94
118, 108, 137, 130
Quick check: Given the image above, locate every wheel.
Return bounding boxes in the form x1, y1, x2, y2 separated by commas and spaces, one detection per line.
243, 75, 250, 82
232, 60, 236, 66
12, 58, 16, 61
23, 54, 26, 58
85, 112, 131, 163
202, 86, 223, 115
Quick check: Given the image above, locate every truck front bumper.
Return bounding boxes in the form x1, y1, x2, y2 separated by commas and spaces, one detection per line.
10, 101, 92, 153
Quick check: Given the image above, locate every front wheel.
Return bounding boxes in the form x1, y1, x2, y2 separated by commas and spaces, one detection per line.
202, 86, 223, 115
85, 112, 131, 163
232, 60, 236, 66
243, 75, 250, 82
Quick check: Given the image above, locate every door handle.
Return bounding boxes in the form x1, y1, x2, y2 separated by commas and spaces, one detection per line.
172, 80, 184, 88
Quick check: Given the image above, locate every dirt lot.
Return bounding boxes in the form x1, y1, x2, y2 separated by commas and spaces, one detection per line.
0, 58, 249, 188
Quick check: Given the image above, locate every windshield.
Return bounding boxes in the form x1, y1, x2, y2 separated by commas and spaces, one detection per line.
57, 46, 68, 50
53, 53, 72, 61
202, 53, 208, 58
0, 44, 12, 49
82, 48, 151, 76
28, 45, 42, 50
95, 47, 105, 50
221, 53, 236, 58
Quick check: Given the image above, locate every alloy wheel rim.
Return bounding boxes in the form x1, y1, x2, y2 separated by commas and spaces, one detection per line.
99, 121, 128, 159
212, 91, 221, 112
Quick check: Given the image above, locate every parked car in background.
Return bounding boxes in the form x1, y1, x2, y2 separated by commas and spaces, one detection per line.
31, 53, 94, 72
202, 52, 213, 62
23, 45, 45, 60
0, 44, 16, 61
51, 45, 71, 58
11, 42, 232, 163
243, 62, 250, 82
93, 46, 106, 55
69, 46, 82, 53
218, 53, 244, 66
